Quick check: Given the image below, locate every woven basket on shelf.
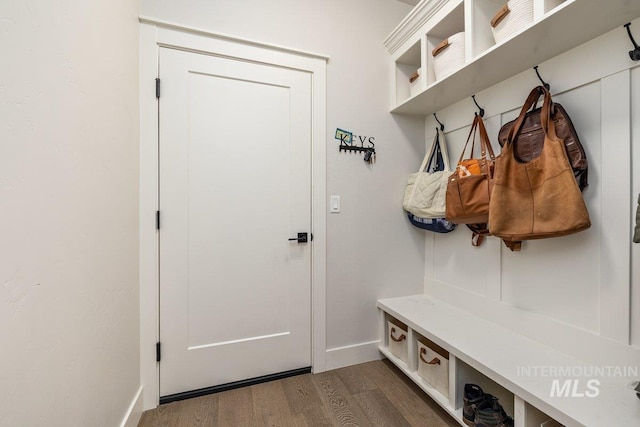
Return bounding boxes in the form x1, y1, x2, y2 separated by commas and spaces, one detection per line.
491, 0, 534, 44
432, 32, 465, 81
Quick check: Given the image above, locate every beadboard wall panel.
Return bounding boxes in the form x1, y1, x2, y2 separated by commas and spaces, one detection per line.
599, 70, 632, 344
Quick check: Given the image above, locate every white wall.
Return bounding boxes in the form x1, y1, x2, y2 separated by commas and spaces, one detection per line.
422, 19, 640, 367
0, 1, 141, 426
140, 0, 427, 368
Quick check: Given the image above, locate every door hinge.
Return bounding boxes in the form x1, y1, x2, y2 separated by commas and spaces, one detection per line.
156, 210, 160, 230
155, 78, 160, 98
156, 342, 161, 362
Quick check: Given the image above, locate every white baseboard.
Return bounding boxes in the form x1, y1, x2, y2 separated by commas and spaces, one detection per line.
325, 340, 382, 371
120, 386, 144, 427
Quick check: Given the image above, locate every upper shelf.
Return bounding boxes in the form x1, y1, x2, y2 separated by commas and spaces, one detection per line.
388, 0, 640, 115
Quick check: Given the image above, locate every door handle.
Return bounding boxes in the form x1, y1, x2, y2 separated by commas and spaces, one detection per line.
288, 232, 309, 243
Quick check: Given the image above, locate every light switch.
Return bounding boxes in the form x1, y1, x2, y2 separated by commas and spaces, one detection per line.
330, 196, 341, 213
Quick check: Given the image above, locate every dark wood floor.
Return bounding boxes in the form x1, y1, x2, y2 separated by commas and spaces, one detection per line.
138, 359, 459, 427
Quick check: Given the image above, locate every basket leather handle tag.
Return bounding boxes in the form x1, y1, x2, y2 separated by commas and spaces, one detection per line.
432, 38, 450, 57
420, 348, 441, 365
491, 4, 510, 28
409, 70, 420, 83
390, 327, 406, 342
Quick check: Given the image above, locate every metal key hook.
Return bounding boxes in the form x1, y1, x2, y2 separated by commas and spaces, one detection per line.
624, 23, 640, 61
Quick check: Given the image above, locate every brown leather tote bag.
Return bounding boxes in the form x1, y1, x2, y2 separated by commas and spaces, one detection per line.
446, 114, 496, 225
489, 89, 590, 242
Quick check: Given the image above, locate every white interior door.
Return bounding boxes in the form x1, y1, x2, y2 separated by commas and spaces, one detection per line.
158, 47, 312, 397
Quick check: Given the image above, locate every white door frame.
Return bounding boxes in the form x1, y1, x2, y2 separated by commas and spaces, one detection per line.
139, 18, 328, 410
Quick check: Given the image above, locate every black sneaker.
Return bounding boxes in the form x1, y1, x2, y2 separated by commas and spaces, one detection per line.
474, 395, 514, 427
463, 384, 485, 426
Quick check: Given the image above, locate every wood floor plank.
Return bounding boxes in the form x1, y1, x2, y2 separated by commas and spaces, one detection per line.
281, 374, 333, 426
251, 379, 295, 426
334, 362, 378, 396
310, 371, 371, 427
361, 359, 459, 427
217, 385, 255, 427
177, 394, 217, 427
138, 400, 182, 427
353, 388, 412, 427
291, 412, 310, 427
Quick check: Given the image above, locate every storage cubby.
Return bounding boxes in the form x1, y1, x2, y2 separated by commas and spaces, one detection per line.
521, 401, 563, 427
540, 0, 566, 15
394, 40, 422, 105
469, 0, 504, 57
425, 0, 465, 84
415, 333, 452, 400
385, 314, 409, 365
455, 359, 515, 420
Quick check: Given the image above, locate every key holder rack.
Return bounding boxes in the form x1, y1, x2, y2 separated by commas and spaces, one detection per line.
339, 143, 376, 163
624, 22, 640, 61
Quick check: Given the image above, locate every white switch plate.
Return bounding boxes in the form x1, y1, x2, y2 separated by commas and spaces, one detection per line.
330, 195, 340, 213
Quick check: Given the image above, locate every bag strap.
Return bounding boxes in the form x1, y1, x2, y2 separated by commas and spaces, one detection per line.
458, 114, 495, 163
426, 140, 442, 171
476, 113, 496, 160
419, 130, 439, 172
433, 128, 451, 171
421, 128, 451, 172
457, 114, 480, 163
540, 88, 558, 140
507, 86, 547, 145
426, 129, 443, 171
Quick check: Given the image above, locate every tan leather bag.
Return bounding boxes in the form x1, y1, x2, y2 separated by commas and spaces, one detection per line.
445, 114, 496, 225
489, 89, 590, 242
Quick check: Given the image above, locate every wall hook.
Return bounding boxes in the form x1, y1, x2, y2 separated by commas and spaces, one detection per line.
471, 95, 484, 117
624, 23, 640, 61
433, 113, 445, 131
533, 66, 550, 90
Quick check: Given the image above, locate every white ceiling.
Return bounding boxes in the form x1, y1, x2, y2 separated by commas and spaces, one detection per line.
397, 0, 420, 5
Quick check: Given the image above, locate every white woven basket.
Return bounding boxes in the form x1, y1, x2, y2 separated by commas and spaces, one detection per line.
432, 32, 465, 81
491, 0, 533, 44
